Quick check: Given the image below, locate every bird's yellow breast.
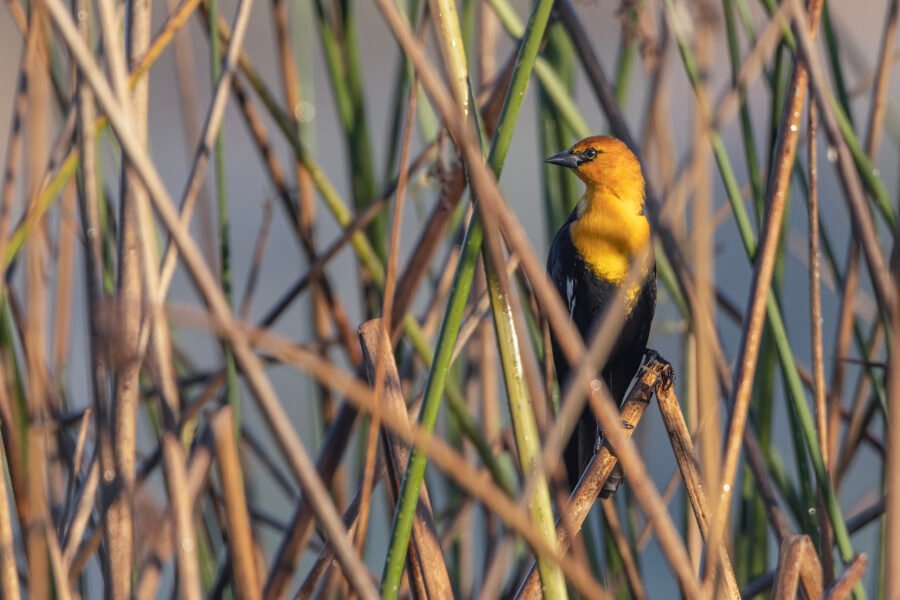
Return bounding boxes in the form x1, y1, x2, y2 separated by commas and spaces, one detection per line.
569, 189, 651, 305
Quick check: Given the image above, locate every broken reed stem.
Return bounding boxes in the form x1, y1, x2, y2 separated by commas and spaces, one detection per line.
295, 498, 364, 599
825, 554, 869, 600
772, 535, 824, 600
159, 435, 203, 600
353, 58, 418, 578
688, 8, 724, 592
135, 434, 214, 599
772, 536, 809, 600
211, 406, 261, 600
359, 320, 452, 598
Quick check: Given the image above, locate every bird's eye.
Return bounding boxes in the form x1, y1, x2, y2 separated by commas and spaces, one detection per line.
584, 148, 598, 160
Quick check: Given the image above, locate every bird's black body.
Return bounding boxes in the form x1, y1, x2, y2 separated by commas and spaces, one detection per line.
547, 212, 657, 491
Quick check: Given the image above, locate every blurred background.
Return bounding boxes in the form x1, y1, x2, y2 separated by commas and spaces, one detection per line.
0, 0, 897, 597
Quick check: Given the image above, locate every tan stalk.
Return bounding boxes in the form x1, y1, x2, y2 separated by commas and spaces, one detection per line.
212, 407, 261, 599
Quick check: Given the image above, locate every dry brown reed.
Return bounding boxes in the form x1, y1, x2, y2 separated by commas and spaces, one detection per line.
0, 0, 897, 597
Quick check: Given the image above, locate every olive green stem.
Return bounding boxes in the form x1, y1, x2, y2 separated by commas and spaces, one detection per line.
380, 0, 563, 596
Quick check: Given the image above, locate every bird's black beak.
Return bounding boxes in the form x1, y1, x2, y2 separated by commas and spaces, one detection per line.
545, 150, 580, 169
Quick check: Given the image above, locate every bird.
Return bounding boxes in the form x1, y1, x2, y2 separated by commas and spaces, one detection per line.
544, 135, 657, 496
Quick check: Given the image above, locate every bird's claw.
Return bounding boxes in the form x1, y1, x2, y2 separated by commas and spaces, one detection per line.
643, 348, 663, 365
641, 348, 674, 392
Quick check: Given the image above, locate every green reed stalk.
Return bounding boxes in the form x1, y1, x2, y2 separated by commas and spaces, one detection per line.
314, 0, 384, 279
380, 0, 564, 596
207, 0, 239, 428
538, 23, 577, 240
475, 79, 568, 600
487, 0, 589, 139
383, 0, 423, 180
821, 0, 854, 124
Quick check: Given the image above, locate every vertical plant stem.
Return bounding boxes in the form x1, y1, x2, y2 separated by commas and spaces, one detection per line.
72, 0, 116, 590
22, 0, 53, 589
690, 5, 724, 592
120, 0, 207, 591
0, 432, 19, 600
722, 0, 765, 214
807, 100, 834, 580
164, 0, 217, 266
656, 383, 740, 599
874, 3, 900, 595
360, 321, 453, 598
484, 244, 566, 599
428, 0, 469, 115
207, 0, 239, 425
314, 0, 383, 280
51, 180, 76, 374
885, 243, 900, 600
820, 0, 853, 122
378, 0, 562, 596
356, 65, 420, 581
537, 23, 576, 239
212, 406, 261, 599
97, 0, 141, 590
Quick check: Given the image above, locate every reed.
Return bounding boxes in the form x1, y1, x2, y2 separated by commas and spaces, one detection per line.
0, 0, 895, 596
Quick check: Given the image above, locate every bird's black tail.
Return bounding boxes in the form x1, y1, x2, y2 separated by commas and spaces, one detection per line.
564, 401, 623, 498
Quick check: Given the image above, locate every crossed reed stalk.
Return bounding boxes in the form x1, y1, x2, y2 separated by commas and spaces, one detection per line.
0, 0, 896, 597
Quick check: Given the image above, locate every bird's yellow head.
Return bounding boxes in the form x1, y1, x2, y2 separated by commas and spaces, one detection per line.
545, 135, 645, 214
546, 135, 651, 287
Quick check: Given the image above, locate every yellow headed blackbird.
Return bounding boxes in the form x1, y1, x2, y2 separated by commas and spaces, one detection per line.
545, 135, 656, 495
